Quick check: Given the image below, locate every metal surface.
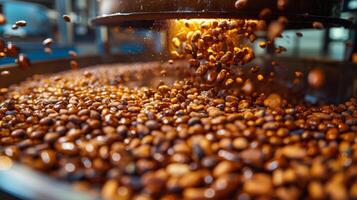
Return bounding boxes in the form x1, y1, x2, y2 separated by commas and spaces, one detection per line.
0, 53, 160, 87
92, 12, 352, 28
0, 163, 99, 200
92, 0, 351, 28
98, 0, 341, 16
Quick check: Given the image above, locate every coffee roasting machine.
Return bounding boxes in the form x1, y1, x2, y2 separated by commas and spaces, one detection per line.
0, 0, 357, 200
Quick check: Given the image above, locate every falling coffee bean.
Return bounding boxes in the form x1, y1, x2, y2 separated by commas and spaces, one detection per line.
15, 54, 31, 69
15, 20, 27, 27
1, 70, 10, 76
0, 13, 6, 25
6, 42, 19, 58
312, 21, 324, 29
63, 15, 71, 23
296, 32, 303, 37
42, 38, 53, 47
68, 50, 77, 58
308, 68, 325, 89
70, 60, 78, 70
234, 0, 248, 9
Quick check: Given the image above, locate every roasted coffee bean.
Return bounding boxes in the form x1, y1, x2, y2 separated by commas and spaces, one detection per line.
40, 150, 57, 168
44, 47, 52, 54
296, 32, 303, 37
244, 174, 273, 195
16, 54, 31, 69
0, 13, 6, 25
11, 129, 26, 137
70, 60, 78, 70
313, 21, 324, 29
68, 50, 77, 57
63, 15, 71, 22
259, 8, 272, 19
15, 20, 27, 27
6, 42, 19, 58
235, 0, 248, 9
308, 68, 325, 89
42, 38, 53, 47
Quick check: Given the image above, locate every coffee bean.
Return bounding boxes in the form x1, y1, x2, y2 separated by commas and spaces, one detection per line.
70, 60, 78, 70
282, 145, 306, 159
16, 54, 31, 69
166, 163, 190, 177
6, 42, 19, 58
244, 174, 273, 195
313, 21, 324, 29
11, 129, 26, 137
308, 68, 325, 89
296, 32, 303, 37
0, 14, 6, 25
68, 50, 77, 57
63, 15, 71, 22
277, 0, 288, 10
0, 70, 10, 76
240, 148, 263, 165
15, 20, 27, 27
44, 47, 52, 54
178, 170, 205, 188
42, 38, 53, 47
235, 0, 248, 9
213, 161, 238, 177
56, 142, 78, 155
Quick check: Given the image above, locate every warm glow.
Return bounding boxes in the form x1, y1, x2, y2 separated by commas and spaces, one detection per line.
0, 156, 13, 170
167, 18, 259, 54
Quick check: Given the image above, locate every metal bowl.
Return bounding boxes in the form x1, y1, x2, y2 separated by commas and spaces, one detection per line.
0, 55, 356, 200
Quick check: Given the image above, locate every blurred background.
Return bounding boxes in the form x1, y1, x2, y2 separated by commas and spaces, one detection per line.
0, 0, 356, 65
0, 0, 163, 65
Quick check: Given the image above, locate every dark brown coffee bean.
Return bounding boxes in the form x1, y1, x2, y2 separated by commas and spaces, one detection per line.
16, 54, 31, 69
235, 0, 248, 9
15, 20, 27, 27
296, 32, 303, 37
6, 42, 19, 57
70, 60, 78, 70
63, 15, 71, 22
68, 50, 77, 57
42, 38, 53, 47
313, 21, 324, 29
11, 129, 26, 137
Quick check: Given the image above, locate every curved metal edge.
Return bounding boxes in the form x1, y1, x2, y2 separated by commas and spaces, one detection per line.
0, 163, 100, 200
90, 11, 352, 29
98, 0, 341, 18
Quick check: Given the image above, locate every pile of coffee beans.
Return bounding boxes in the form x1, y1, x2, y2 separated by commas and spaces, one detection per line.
0, 7, 356, 199
0, 61, 356, 200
